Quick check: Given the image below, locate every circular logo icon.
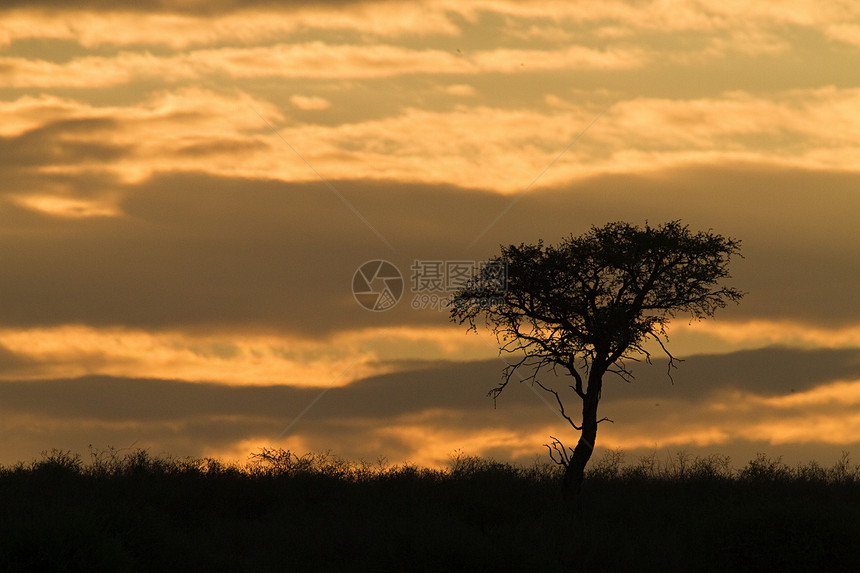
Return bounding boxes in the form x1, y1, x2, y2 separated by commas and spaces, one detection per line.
352, 260, 404, 311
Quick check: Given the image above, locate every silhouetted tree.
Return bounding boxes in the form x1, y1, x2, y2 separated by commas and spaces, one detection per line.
450, 221, 744, 495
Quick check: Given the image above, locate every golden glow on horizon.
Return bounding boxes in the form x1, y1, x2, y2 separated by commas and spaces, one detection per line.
374, 424, 550, 468
599, 428, 732, 450
746, 414, 860, 445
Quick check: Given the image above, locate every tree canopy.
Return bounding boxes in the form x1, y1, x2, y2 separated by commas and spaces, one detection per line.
450, 220, 744, 493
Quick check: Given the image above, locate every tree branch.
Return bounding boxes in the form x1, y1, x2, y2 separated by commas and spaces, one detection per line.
651, 331, 682, 383
534, 379, 582, 430
544, 436, 572, 467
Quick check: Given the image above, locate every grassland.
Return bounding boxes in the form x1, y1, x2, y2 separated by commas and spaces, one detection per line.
1, 447, 858, 572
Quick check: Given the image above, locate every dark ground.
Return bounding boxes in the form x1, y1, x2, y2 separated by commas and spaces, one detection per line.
1, 448, 858, 572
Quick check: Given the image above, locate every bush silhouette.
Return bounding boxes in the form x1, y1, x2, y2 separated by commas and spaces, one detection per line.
1, 447, 858, 572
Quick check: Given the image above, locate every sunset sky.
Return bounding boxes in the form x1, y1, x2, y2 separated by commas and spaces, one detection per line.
2, 0, 860, 469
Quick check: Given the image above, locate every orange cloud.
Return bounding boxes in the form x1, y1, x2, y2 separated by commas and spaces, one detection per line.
3, 1, 859, 57
290, 95, 332, 110
0, 324, 495, 386
677, 319, 860, 350
599, 428, 732, 450
446, 0, 858, 35
746, 413, 860, 445
1, 42, 650, 89
11, 195, 121, 218
6, 86, 860, 194
0, 326, 384, 387
0, 52, 188, 88
755, 380, 860, 408
826, 24, 860, 48
0, 6, 459, 49
444, 84, 477, 97
471, 46, 647, 71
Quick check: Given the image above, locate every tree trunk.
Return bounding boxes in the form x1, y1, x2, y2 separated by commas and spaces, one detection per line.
562, 373, 603, 495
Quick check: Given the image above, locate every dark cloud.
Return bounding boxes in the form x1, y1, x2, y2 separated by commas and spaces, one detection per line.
175, 139, 269, 157
0, 118, 127, 171
0, 342, 34, 374
0, 360, 521, 427
3, 346, 860, 465
606, 346, 860, 398
0, 376, 305, 422
0, 164, 858, 335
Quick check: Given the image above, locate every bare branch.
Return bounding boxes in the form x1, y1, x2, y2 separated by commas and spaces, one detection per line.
650, 331, 683, 384
544, 436, 572, 467
534, 379, 582, 430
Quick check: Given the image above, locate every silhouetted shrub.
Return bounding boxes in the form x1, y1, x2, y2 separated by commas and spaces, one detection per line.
739, 452, 792, 483
31, 449, 83, 476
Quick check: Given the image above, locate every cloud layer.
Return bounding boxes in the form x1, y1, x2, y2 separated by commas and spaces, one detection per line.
2, 0, 859, 467
2, 167, 858, 334
3, 347, 860, 467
